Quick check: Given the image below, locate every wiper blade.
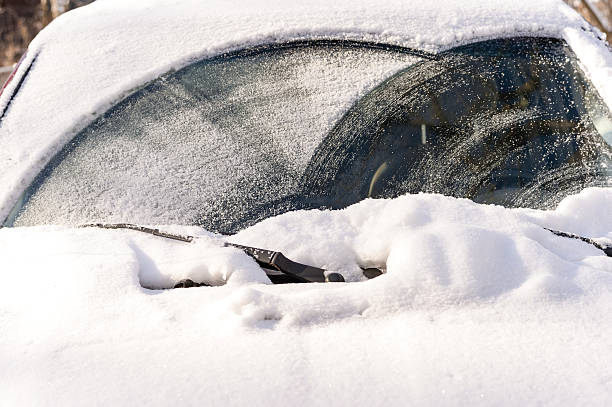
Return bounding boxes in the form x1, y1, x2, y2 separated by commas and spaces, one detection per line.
80, 223, 379, 284
82, 222, 193, 242
545, 228, 612, 257
76, 222, 612, 287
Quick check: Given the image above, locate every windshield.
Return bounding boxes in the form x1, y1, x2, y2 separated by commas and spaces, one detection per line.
6, 38, 612, 233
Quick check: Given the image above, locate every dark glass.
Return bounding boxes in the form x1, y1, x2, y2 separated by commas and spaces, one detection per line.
7, 38, 612, 234
302, 38, 612, 210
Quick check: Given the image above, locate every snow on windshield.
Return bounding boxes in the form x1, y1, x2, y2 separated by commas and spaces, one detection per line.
10, 45, 421, 230
3, 0, 612, 224
9, 39, 611, 234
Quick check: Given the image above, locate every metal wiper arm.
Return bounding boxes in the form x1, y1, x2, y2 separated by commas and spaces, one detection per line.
226, 243, 345, 283
80, 223, 355, 283
73, 222, 612, 286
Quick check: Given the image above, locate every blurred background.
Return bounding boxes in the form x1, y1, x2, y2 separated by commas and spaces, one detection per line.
566, 0, 612, 40
0, 0, 611, 85
0, 0, 94, 83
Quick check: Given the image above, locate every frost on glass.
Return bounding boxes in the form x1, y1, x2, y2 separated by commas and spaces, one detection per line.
9, 39, 612, 233
303, 38, 612, 210
11, 44, 421, 232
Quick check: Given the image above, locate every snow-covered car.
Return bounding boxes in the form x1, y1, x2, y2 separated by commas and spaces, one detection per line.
1, 0, 612, 405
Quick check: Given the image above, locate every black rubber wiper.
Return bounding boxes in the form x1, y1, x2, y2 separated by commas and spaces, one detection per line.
545, 228, 612, 257
80, 223, 611, 288
81, 223, 383, 285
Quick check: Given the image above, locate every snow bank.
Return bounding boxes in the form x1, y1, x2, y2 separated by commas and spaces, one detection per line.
232, 188, 612, 305
1, 191, 611, 405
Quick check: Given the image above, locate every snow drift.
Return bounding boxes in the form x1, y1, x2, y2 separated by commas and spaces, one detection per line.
1, 190, 611, 405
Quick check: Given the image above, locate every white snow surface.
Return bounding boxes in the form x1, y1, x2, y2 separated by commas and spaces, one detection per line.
1, 0, 612, 220
1, 189, 612, 406
1, 1, 612, 404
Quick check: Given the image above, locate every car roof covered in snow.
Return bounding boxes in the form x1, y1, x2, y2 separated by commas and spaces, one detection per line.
0, 0, 611, 220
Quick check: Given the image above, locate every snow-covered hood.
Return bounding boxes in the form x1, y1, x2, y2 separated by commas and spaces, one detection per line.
1, 0, 612, 220
4, 189, 610, 291
1, 190, 612, 405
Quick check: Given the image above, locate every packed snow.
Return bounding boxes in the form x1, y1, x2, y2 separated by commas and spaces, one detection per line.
1, 189, 612, 405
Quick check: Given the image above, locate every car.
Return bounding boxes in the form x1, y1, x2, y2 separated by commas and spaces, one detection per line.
1, 0, 612, 405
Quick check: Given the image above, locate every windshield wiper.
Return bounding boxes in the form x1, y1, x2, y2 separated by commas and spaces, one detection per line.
545, 228, 612, 257
80, 223, 382, 284
79, 222, 610, 288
